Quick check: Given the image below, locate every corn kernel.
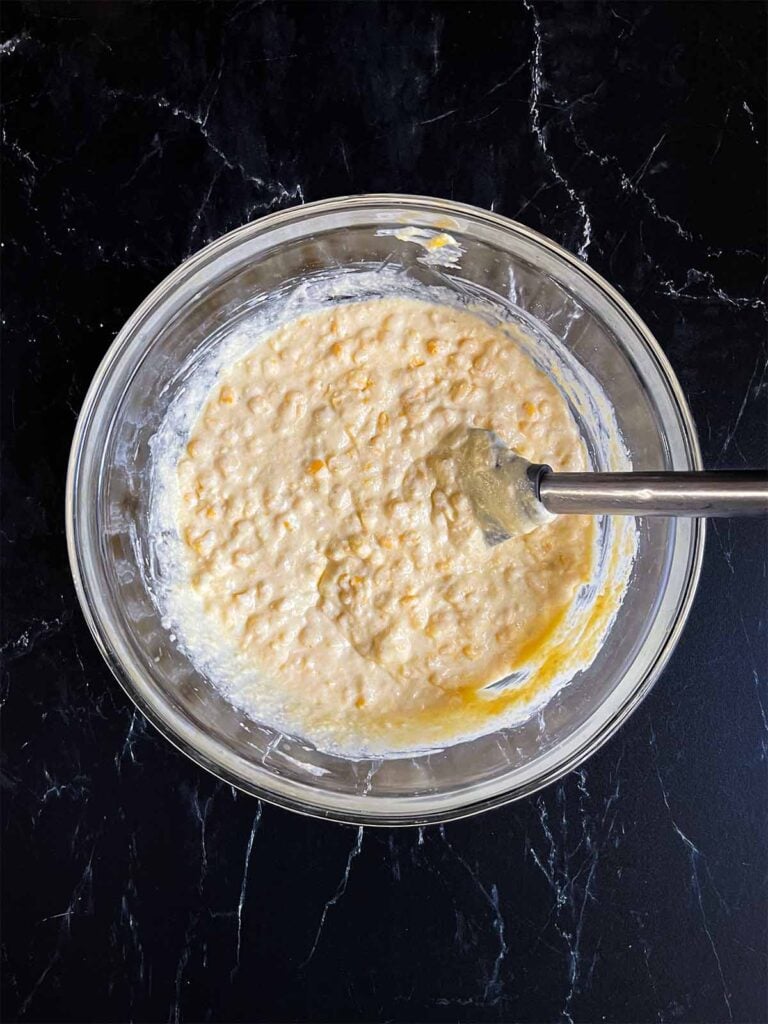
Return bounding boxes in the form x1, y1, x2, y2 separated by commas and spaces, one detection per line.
307, 458, 326, 475
247, 394, 268, 416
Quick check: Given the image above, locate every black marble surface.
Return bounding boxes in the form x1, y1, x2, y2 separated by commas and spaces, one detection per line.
2, 3, 767, 1022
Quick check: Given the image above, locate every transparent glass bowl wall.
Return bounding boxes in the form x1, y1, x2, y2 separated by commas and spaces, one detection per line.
67, 196, 703, 825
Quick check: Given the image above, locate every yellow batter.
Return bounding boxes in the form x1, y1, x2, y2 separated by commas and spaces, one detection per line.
174, 298, 603, 752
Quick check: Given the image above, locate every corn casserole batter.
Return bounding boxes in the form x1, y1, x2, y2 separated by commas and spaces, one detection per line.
172, 298, 619, 753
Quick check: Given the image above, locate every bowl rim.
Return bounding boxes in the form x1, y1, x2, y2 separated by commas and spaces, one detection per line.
66, 193, 705, 826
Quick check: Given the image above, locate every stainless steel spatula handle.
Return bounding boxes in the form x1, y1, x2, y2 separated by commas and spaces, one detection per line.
535, 470, 768, 517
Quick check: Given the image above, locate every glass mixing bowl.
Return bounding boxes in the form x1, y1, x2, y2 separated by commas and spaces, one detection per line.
66, 195, 703, 825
